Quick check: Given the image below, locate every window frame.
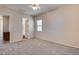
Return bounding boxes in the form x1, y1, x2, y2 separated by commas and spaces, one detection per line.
36, 19, 42, 32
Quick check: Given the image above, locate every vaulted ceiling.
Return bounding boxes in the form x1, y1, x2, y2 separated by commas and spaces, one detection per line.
3, 4, 66, 16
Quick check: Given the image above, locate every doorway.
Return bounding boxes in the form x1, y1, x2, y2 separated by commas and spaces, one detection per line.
3, 16, 10, 42
22, 17, 28, 39
0, 16, 10, 43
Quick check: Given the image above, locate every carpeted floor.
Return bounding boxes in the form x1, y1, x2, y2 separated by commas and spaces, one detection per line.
0, 38, 79, 55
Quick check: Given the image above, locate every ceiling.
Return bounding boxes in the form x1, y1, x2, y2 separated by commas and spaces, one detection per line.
3, 4, 66, 16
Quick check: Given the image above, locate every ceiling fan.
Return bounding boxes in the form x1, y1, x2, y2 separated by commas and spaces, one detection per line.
28, 4, 40, 10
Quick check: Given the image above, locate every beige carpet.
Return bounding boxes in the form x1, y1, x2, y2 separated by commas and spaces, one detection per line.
0, 38, 79, 55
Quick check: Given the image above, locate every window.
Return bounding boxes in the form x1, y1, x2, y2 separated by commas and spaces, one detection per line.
36, 19, 42, 31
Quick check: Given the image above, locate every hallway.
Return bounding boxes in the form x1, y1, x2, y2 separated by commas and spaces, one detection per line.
0, 38, 79, 55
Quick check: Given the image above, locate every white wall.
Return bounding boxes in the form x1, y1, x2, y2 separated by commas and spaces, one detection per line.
0, 5, 23, 43
0, 16, 3, 37
10, 15, 23, 42
28, 16, 34, 38
35, 5, 79, 48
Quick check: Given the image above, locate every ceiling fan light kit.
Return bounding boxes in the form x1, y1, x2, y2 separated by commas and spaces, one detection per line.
29, 4, 40, 10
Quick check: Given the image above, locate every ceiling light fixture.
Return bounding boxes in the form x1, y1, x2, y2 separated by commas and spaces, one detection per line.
29, 4, 40, 10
